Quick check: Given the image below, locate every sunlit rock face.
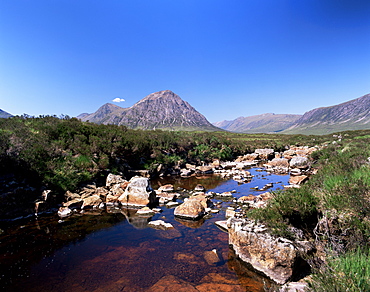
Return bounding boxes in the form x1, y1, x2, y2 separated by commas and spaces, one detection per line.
118, 176, 156, 207
227, 218, 303, 285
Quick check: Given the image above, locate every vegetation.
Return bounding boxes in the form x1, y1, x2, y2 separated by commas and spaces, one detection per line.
248, 132, 370, 290
0, 115, 330, 195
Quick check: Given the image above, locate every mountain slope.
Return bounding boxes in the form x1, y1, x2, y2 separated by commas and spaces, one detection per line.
0, 109, 13, 118
213, 113, 302, 133
79, 90, 219, 131
283, 93, 370, 135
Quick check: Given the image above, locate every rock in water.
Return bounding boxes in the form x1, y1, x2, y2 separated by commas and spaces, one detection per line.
118, 176, 156, 207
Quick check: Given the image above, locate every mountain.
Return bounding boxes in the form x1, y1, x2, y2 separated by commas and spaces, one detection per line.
283, 93, 370, 135
79, 90, 219, 131
213, 113, 302, 133
0, 109, 13, 118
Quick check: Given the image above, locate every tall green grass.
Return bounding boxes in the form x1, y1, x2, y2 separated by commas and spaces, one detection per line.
308, 248, 370, 292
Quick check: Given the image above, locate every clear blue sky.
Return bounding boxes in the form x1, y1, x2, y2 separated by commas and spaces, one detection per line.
1, 0, 369, 122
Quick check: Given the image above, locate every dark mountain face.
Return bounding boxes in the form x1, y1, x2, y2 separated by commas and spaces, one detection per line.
213, 113, 302, 133
0, 109, 13, 118
79, 90, 219, 131
283, 94, 370, 134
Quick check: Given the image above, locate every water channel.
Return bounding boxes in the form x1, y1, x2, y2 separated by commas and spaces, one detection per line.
1, 167, 290, 291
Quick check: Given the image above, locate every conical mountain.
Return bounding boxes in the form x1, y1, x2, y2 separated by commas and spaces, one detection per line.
79, 90, 219, 131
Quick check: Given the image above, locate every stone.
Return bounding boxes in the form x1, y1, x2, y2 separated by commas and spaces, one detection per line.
106, 173, 127, 187
228, 218, 302, 284
180, 169, 193, 177
158, 184, 174, 192
118, 176, 156, 207
203, 249, 222, 266
136, 207, 155, 216
196, 165, 214, 174
174, 198, 205, 219
215, 220, 228, 231
58, 206, 73, 218
63, 198, 83, 209
156, 191, 177, 202
166, 201, 180, 208
81, 195, 103, 209
289, 175, 308, 185
148, 220, 173, 230
290, 156, 310, 169
254, 149, 274, 160
105, 193, 120, 204
148, 275, 198, 292
194, 184, 206, 192
64, 190, 80, 201
267, 158, 290, 168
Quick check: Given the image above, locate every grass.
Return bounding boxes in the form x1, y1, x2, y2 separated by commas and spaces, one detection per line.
308, 247, 370, 292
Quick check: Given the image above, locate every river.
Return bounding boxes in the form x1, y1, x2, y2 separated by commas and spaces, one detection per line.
1, 167, 290, 291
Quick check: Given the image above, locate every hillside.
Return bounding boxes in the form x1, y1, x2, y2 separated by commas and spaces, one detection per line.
0, 109, 13, 118
213, 113, 302, 133
79, 90, 219, 131
283, 93, 370, 135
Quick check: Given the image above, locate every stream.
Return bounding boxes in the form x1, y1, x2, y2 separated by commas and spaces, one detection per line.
1, 167, 290, 291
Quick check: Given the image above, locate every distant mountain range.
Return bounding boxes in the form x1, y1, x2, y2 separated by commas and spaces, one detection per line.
214, 93, 370, 135
78, 90, 219, 131
213, 113, 302, 133
0, 109, 13, 119
282, 94, 370, 134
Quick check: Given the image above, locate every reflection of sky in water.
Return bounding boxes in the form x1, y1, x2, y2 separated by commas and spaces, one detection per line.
209, 168, 290, 198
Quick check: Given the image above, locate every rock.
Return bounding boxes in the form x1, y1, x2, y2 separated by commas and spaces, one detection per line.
254, 149, 274, 160
105, 194, 120, 205
156, 191, 177, 203
203, 249, 222, 266
267, 158, 290, 168
166, 201, 180, 208
64, 190, 80, 201
225, 207, 236, 218
289, 175, 308, 185
194, 184, 206, 192
63, 198, 83, 209
228, 217, 303, 284
148, 275, 198, 292
215, 220, 228, 231
185, 163, 197, 170
41, 189, 52, 201
118, 176, 156, 207
136, 207, 155, 216
58, 206, 73, 218
196, 165, 214, 174
279, 281, 308, 292
290, 156, 310, 169
174, 198, 205, 219
148, 220, 174, 230
158, 184, 174, 192
106, 173, 127, 187
180, 169, 193, 177
236, 153, 259, 162
81, 195, 103, 209
238, 195, 255, 203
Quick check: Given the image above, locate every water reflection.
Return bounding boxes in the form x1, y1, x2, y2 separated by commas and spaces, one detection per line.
1, 168, 291, 291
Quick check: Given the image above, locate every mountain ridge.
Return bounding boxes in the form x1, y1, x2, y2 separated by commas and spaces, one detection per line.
0, 109, 13, 119
79, 90, 219, 131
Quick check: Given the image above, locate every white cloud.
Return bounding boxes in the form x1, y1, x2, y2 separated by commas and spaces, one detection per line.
112, 97, 125, 103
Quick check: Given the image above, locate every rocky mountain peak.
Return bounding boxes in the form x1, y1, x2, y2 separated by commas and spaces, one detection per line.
79, 90, 219, 131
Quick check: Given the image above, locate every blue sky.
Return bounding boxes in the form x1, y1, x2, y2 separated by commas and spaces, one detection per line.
1, 0, 369, 123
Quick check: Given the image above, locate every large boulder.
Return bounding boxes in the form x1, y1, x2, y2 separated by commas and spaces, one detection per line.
174, 194, 209, 219
255, 149, 274, 160
267, 158, 290, 168
106, 173, 127, 187
290, 156, 310, 169
118, 176, 156, 207
228, 218, 302, 284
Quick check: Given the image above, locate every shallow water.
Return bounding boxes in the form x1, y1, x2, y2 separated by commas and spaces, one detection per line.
1, 168, 289, 291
